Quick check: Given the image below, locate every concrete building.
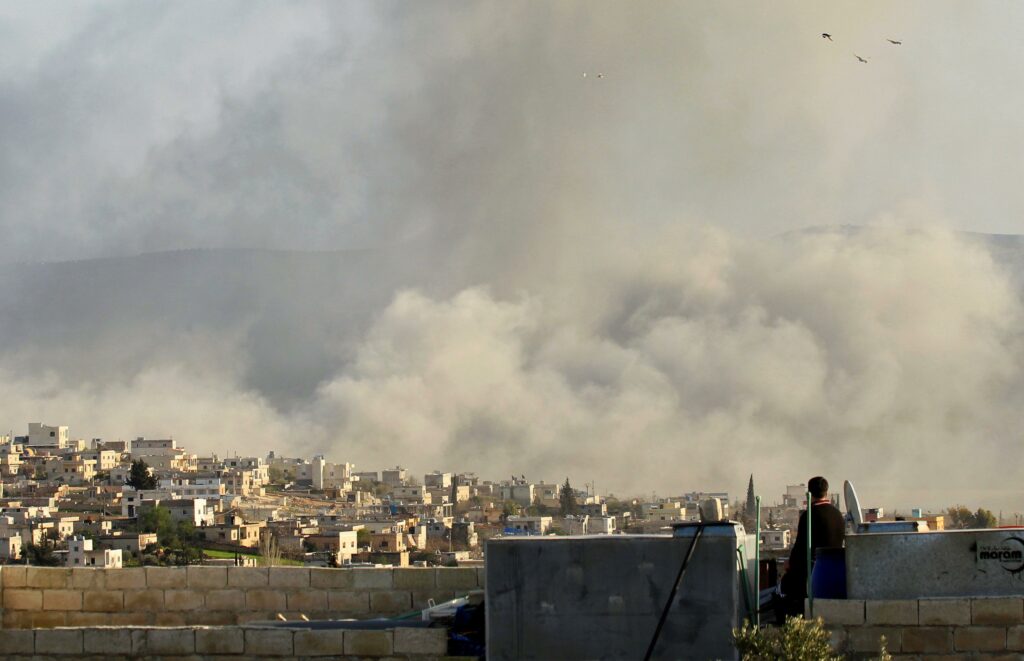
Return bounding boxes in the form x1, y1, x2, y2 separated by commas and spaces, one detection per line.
390, 485, 428, 503
121, 488, 174, 517
533, 482, 560, 509
96, 532, 158, 559
586, 516, 617, 535
368, 531, 407, 553
67, 535, 123, 568
80, 449, 119, 472
0, 533, 22, 561
223, 456, 270, 486
643, 501, 686, 522
197, 521, 263, 548
47, 457, 97, 485
27, 423, 69, 449
0, 445, 23, 477
759, 528, 791, 550
131, 438, 196, 472
505, 515, 551, 535
424, 471, 452, 489
452, 520, 479, 548
499, 483, 535, 507
381, 467, 406, 486
782, 484, 807, 508
303, 530, 359, 563
159, 498, 215, 527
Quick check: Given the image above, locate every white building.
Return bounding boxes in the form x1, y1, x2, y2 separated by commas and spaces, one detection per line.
643, 502, 686, 522
27, 423, 69, 449
0, 533, 22, 561
499, 483, 535, 506
160, 498, 215, 527
390, 485, 429, 503
381, 467, 406, 486
505, 515, 552, 535
67, 535, 122, 568
424, 471, 453, 489
586, 516, 617, 535
760, 529, 791, 550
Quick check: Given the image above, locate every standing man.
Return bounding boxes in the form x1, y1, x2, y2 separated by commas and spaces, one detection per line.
780, 476, 846, 618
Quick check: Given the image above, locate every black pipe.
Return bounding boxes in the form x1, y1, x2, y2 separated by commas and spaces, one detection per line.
643, 524, 705, 661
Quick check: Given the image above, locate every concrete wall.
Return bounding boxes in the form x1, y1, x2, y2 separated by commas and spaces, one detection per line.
815, 596, 1024, 657
847, 529, 1024, 599
0, 624, 452, 659
486, 533, 751, 660
0, 565, 482, 629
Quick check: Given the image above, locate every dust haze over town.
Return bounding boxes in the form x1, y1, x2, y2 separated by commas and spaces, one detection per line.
2, 2, 1024, 511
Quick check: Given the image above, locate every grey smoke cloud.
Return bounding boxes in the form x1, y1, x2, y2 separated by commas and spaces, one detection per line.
2, 3, 1024, 507
2, 227, 1021, 510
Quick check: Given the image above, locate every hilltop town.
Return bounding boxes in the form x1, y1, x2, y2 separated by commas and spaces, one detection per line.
0, 421, 812, 570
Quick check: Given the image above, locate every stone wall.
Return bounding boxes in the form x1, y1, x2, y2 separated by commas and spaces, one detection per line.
0, 624, 459, 659
814, 596, 1024, 658
0, 565, 483, 629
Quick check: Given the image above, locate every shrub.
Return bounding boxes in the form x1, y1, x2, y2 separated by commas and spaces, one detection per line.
734, 617, 891, 661
734, 616, 840, 660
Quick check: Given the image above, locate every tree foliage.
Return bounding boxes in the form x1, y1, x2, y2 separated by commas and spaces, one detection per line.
500, 500, 521, 521
126, 459, 158, 490
259, 531, 282, 567
734, 617, 843, 660
267, 466, 286, 486
559, 478, 578, 516
25, 533, 60, 566
138, 505, 201, 565
946, 505, 997, 529
745, 474, 757, 519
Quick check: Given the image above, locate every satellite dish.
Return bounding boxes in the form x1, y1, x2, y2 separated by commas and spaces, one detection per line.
844, 480, 864, 528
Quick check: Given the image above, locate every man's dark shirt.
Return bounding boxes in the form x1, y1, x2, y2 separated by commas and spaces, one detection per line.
781, 500, 846, 600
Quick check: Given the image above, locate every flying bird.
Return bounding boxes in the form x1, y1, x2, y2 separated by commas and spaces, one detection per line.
822, 33, 833, 41
855, 54, 868, 63
887, 39, 902, 45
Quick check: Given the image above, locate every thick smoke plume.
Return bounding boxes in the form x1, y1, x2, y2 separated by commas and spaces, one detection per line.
2, 227, 1022, 509
2, 3, 1024, 507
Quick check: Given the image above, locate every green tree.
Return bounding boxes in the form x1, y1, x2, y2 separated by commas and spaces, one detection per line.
973, 508, 997, 529
745, 474, 757, 520
946, 505, 973, 529
126, 459, 158, 490
734, 617, 845, 660
267, 466, 286, 486
500, 500, 521, 522
139, 505, 173, 537
946, 505, 997, 529
559, 478, 578, 516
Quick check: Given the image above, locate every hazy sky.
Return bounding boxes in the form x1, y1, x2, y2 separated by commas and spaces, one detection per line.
3, 2, 1024, 509
3, 1, 1024, 261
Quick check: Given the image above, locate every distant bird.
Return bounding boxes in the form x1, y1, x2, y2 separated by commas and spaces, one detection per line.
855, 54, 869, 63
822, 33, 833, 41
887, 38, 902, 45
596, 73, 604, 78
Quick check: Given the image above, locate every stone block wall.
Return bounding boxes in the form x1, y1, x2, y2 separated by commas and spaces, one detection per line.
0, 624, 462, 659
0, 565, 483, 629
813, 596, 1024, 658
